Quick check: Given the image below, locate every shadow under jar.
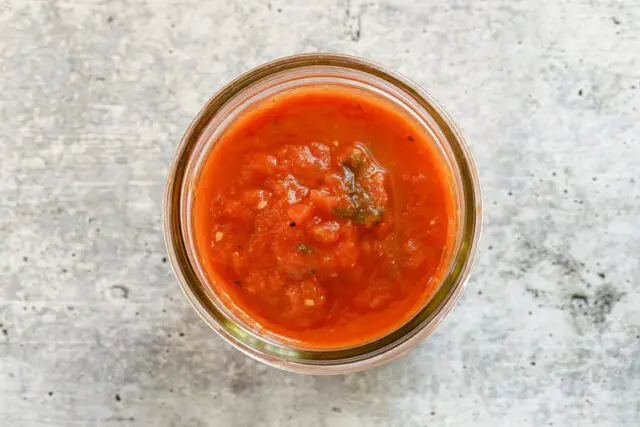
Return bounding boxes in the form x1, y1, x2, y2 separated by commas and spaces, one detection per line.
164, 54, 481, 374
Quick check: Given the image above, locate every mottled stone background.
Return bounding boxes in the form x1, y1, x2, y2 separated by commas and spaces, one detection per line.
1, 0, 638, 426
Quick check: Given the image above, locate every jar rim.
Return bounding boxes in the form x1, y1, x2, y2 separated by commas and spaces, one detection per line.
164, 53, 482, 374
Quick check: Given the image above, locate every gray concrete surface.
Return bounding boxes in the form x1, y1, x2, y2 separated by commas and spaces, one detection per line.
1, 0, 639, 426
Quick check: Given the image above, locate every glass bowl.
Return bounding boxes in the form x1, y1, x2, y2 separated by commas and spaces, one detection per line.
163, 53, 482, 374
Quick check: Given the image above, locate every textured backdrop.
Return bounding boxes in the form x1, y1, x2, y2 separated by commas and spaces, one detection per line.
1, 0, 639, 426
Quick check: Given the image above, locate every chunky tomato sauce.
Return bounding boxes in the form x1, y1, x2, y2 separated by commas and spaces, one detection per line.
192, 86, 457, 348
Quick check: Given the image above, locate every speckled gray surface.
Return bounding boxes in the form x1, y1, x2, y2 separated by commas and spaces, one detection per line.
1, 0, 639, 426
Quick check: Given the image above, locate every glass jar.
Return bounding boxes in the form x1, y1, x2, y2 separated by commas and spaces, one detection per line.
164, 53, 482, 374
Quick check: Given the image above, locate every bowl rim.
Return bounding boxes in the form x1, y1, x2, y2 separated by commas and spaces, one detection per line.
163, 53, 483, 374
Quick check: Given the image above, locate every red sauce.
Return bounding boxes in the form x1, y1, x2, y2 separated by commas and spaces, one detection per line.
192, 86, 457, 348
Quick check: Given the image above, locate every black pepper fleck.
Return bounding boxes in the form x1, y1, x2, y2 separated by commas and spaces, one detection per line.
407, 135, 415, 142
162, 257, 167, 263
48, 391, 53, 396
289, 221, 296, 227
578, 89, 583, 96
115, 394, 121, 402
598, 272, 606, 279
233, 280, 241, 286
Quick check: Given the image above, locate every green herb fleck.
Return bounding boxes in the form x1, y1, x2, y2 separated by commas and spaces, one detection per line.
342, 164, 357, 194
332, 205, 356, 219
333, 147, 386, 225
295, 243, 313, 254
344, 148, 367, 170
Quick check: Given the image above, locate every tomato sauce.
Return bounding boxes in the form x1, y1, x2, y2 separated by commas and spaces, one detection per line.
192, 86, 457, 348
